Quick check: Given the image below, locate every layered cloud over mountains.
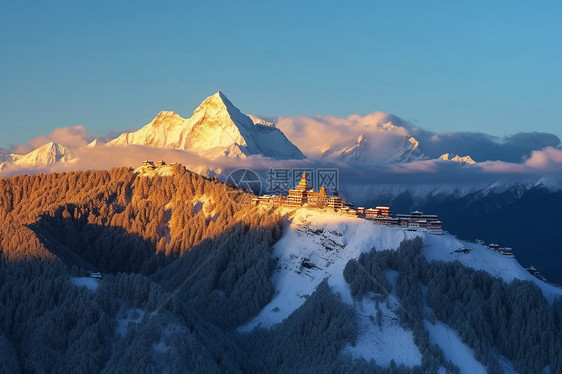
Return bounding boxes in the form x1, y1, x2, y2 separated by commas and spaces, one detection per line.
270, 112, 561, 164
406, 127, 561, 163
272, 112, 424, 164
1, 90, 562, 189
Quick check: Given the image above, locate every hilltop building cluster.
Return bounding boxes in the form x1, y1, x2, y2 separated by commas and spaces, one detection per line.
142, 160, 177, 169
254, 171, 444, 235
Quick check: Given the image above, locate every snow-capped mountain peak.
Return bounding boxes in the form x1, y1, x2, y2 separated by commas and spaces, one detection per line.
438, 153, 476, 164
337, 133, 368, 162
12, 142, 74, 166
86, 138, 105, 148
330, 132, 424, 165
192, 90, 251, 130
109, 90, 305, 160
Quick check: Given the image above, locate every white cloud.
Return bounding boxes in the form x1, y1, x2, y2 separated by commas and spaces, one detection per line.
11, 125, 94, 154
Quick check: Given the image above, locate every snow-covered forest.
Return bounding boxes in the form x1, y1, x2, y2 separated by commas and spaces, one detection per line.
1, 166, 561, 373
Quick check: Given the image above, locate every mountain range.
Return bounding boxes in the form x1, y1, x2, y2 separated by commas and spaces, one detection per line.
0, 91, 306, 172
438, 153, 476, 164
0, 90, 458, 172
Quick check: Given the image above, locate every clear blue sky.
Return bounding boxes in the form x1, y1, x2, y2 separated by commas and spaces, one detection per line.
1, 0, 561, 149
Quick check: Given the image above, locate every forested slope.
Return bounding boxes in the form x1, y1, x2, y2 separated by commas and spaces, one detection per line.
0, 166, 285, 372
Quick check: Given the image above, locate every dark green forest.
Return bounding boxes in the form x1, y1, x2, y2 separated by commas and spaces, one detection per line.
0, 167, 560, 373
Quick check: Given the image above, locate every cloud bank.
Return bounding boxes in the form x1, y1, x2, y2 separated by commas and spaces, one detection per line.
273, 112, 413, 161
10, 126, 95, 154
268, 112, 561, 163
2, 111, 562, 200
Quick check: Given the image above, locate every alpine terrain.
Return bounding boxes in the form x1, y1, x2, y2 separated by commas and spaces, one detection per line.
109, 90, 306, 160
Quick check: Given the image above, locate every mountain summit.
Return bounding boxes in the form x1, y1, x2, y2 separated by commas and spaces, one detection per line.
0, 142, 74, 171
109, 91, 305, 160
438, 153, 476, 164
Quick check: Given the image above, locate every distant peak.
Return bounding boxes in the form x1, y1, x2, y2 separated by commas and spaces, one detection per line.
40, 142, 70, 153
408, 136, 419, 149
439, 153, 476, 164
87, 138, 105, 148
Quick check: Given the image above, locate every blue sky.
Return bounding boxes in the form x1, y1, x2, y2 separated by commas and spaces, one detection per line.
1, 0, 561, 150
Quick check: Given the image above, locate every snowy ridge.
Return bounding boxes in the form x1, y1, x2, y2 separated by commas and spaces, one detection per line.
239, 208, 561, 368
341, 176, 561, 206
239, 208, 415, 331
341, 182, 489, 204
273, 112, 427, 165
533, 176, 562, 192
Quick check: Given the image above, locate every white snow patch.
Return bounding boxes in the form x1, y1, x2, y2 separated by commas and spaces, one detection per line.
70, 277, 99, 291
192, 195, 217, 219
344, 295, 422, 368
424, 319, 487, 374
